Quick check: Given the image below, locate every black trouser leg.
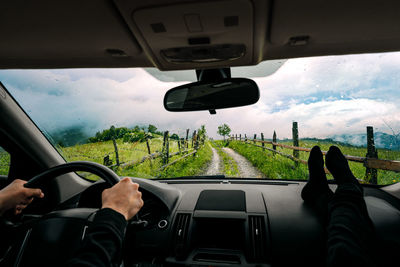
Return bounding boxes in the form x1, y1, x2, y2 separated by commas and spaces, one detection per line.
326, 183, 377, 267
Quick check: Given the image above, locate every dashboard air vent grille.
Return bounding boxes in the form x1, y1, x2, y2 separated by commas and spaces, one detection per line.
173, 213, 191, 259
248, 215, 267, 262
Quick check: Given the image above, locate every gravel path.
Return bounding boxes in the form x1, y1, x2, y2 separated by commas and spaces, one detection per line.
222, 147, 265, 178
205, 146, 222, 175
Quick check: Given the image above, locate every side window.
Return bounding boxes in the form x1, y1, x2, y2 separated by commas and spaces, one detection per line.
0, 147, 10, 176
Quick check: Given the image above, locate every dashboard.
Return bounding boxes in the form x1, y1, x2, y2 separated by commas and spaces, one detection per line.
78, 178, 400, 267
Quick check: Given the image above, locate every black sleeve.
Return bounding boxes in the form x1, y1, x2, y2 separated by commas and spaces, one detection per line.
65, 208, 127, 267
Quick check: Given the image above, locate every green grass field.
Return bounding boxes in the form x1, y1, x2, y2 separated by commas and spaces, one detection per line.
226, 140, 400, 185
111, 140, 213, 179
61, 136, 178, 166
0, 149, 10, 176
60, 137, 212, 180
2, 135, 398, 186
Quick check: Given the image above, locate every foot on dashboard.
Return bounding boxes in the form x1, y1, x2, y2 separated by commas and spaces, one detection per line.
325, 146, 360, 187
301, 146, 332, 202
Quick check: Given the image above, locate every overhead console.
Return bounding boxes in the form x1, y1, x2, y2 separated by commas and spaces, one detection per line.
132, 0, 253, 70
114, 0, 268, 70
166, 189, 270, 266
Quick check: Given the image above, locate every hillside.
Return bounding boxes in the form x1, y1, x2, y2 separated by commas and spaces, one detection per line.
330, 132, 400, 150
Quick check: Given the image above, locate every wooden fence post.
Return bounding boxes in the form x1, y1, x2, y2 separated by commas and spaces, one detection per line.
180, 138, 185, 153
245, 134, 247, 141
162, 131, 166, 152
235, 134, 238, 140
366, 126, 378, 184
186, 129, 189, 149
112, 138, 120, 166
146, 135, 151, 155
240, 134, 242, 141
145, 134, 153, 167
193, 133, 198, 157
162, 131, 169, 164
261, 133, 265, 150
103, 154, 112, 166
254, 134, 257, 144
273, 131, 277, 151
292, 122, 299, 166
192, 130, 196, 148
178, 138, 181, 155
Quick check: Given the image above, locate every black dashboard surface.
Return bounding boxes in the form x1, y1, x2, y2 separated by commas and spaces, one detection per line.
79, 179, 400, 267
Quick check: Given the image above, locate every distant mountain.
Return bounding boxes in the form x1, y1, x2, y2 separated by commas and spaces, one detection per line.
48, 126, 90, 147
329, 132, 400, 150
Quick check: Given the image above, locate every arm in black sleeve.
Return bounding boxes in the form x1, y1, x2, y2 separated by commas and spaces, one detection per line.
65, 208, 127, 267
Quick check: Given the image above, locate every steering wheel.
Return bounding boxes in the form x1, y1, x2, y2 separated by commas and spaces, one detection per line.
24, 161, 120, 189
2, 162, 122, 266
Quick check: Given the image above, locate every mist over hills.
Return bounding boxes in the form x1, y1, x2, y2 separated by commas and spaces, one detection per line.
329, 132, 400, 150
47, 126, 90, 147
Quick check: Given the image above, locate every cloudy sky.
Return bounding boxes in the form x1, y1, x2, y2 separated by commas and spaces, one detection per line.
1, 51, 400, 140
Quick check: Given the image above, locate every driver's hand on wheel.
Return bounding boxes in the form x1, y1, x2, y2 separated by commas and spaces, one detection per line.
0, 179, 44, 216
101, 177, 144, 220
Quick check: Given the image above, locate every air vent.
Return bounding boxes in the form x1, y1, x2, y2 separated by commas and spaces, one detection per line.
248, 215, 267, 262
173, 213, 191, 259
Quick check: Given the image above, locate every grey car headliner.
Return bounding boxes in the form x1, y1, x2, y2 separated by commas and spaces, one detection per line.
1, 0, 400, 69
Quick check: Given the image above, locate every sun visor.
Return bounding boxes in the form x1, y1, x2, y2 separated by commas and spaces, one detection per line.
132, 0, 254, 70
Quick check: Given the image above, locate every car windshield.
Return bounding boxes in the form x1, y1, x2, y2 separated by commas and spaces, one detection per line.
1, 52, 399, 185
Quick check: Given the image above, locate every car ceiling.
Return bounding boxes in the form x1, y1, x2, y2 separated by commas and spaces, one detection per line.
1, 0, 400, 70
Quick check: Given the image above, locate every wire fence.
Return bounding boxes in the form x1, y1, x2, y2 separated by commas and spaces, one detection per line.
63, 129, 206, 172
231, 122, 400, 184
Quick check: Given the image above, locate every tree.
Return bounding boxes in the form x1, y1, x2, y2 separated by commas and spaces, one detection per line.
109, 125, 116, 139
217, 124, 231, 141
197, 125, 207, 144
116, 127, 129, 138
198, 125, 207, 137
148, 124, 157, 134
170, 133, 180, 140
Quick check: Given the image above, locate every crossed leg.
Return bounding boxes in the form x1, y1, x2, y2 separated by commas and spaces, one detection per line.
302, 146, 378, 267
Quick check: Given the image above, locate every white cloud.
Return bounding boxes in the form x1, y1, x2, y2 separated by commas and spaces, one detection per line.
1, 51, 400, 140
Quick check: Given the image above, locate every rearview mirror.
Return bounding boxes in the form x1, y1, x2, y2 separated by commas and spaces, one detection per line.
164, 78, 259, 112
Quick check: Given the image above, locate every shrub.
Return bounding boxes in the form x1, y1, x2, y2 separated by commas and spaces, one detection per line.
123, 131, 147, 143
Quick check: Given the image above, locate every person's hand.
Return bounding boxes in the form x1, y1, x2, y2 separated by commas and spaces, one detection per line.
101, 177, 144, 220
0, 179, 44, 216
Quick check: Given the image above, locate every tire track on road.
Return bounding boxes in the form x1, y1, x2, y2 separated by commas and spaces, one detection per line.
222, 147, 265, 178
205, 146, 222, 175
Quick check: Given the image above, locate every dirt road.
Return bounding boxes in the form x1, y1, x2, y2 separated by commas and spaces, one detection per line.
202, 145, 265, 178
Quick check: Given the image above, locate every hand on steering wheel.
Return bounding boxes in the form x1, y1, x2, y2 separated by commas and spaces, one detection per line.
102, 177, 144, 220
0, 179, 44, 215
23, 161, 143, 220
